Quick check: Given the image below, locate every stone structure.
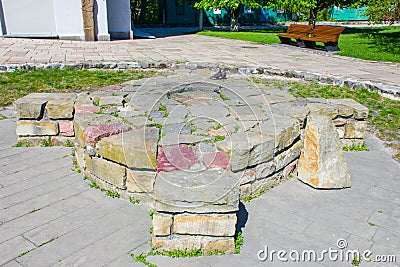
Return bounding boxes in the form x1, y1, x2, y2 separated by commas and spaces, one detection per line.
13, 70, 369, 254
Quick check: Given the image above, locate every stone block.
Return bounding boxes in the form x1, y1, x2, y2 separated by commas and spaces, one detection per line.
17, 136, 49, 146
328, 99, 355, 117
59, 121, 74, 137
16, 121, 58, 136
126, 169, 156, 193
153, 213, 173, 236
344, 120, 367, 139
306, 102, 338, 119
50, 136, 73, 146
173, 214, 236, 236
73, 113, 120, 147
14, 93, 49, 119
99, 96, 124, 106
152, 236, 234, 253
85, 155, 126, 189
84, 122, 132, 147
157, 144, 199, 172
46, 93, 76, 119
329, 98, 368, 119
274, 140, 303, 171
74, 106, 100, 114
270, 103, 309, 126
255, 160, 275, 180
297, 114, 351, 189
202, 152, 230, 169
98, 127, 159, 170
154, 169, 239, 213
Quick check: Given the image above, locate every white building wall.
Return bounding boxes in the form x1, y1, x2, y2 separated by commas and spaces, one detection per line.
53, 0, 84, 40
95, 0, 110, 41
106, 0, 132, 39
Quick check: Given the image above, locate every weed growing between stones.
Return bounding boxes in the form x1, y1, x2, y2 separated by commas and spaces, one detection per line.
132, 253, 157, 267
243, 188, 266, 202
368, 222, 376, 227
129, 196, 140, 204
17, 250, 30, 258
148, 227, 153, 234
352, 255, 362, 266
93, 98, 100, 107
234, 232, 243, 254
148, 209, 155, 219
0, 114, 6, 120
343, 143, 369, 152
13, 142, 31, 147
29, 208, 41, 214
214, 135, 225, 142
159, 103, 169, 117
41, 137, 52, 147
219, 93, 230, 101
64, 139, 73, 147
88, 180, 120, 198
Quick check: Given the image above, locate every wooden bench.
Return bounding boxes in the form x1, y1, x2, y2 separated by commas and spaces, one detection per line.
277, 24, 313, 45
299, 26, 345, 52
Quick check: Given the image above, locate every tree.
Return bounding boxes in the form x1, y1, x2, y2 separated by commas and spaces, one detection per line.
192, 0, 270, 31
81, 0, 95, 41
357, 0, 400, 24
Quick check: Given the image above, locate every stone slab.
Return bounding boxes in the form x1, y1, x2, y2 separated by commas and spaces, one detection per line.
85, 155, 126, 189
173, 213, 236, 236
16, 121, 58, 136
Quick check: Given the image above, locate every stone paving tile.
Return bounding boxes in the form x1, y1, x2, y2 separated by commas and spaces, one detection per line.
0, 236, 35, 266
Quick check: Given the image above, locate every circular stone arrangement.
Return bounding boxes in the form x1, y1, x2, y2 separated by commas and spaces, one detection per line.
13, 68, 369, 254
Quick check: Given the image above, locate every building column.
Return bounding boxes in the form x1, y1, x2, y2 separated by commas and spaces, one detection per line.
81, 0, 95, 41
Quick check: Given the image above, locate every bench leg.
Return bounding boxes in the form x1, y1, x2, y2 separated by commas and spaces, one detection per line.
278, 36, 291, 44
324, 42, 340, 52
296, 39, 306, 48
303, 40, 316, 49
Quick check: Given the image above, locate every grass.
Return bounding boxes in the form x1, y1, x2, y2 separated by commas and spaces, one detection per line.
132, 253, 157, 267
0, 69, 156, 107
352, 255, 362, 266
234, 232, 243, 254
243, 188, 266, 202
343, 143, 369, 152
198, 26, 400, 63
285, 81, 400, 162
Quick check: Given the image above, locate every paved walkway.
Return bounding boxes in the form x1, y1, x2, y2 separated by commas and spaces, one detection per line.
0, 115, 399, 266
1, 34, 400, 90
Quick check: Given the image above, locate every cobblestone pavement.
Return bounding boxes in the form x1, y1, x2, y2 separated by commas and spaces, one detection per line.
0, 115, 399, 267
0, 34, 400, 89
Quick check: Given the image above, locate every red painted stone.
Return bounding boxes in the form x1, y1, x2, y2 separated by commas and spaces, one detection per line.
157, 145, 199, 172
84, 123, 132, 147
203, 152, 230, 169
75, 106, 101, 114
99, 84, 122, 91
208, 128, 228, 137
59, 121, 74, 137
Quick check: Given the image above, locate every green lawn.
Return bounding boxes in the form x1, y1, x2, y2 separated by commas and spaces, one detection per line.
0, 69, 155, 107
199, 26, 400, 63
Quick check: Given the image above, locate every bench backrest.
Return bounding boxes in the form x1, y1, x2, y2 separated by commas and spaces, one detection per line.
310, 26, 345, 42
286, 24, 313, 35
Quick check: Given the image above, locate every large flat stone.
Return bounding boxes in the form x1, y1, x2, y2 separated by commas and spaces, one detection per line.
297, 114, 351, 189
46, 93, 76, 119
153, 213, 173, 236
328, 98, 368, 119
173, 213, 236, 236
157, 144, 199, 172
344, 120, 367, 139
98, 127, 159, 170
85, 155, 126, 189
154, 169, 239, 213
274, 140, 303, 171
306, 102, 338, 119
16, 121, 58, 136
14, 93, 49, 119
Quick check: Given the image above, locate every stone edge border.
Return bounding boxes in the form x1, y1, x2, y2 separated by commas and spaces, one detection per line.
0, 61, 398, 100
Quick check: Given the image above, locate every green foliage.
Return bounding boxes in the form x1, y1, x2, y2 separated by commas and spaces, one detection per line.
0, 69, 155, 107
234, 232, 243, 254
352, 255, 362, 266
105, 190, 120, 198
129, 196, 141, 204
151, 248, 204, 258
41, 137, 52, 147
343, 143, 369, 152
17, 250, 30, 258
368, 222, 376, 226
89, 181, 100, 189
243, 188, 265, 202
358, 0, 400, 24
214, 135, 225, 142
131, 253, 157, 267
93, 98, 100, 107
148, 209, 155, 219
64, 139, 73, 147
159, 103, 169, 117
219, 93, 230, 101
13, 142, 31, 147
0, 114, 6, 120
213, 123, 223, 130
148, 227, 154, 234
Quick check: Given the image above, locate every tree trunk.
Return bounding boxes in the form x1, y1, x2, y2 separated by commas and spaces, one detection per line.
309, 8, 316, 28
82, 0, 95, 41
230, 6, 241, 32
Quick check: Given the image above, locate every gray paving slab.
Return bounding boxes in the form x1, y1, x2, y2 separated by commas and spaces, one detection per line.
0, 236, 35, 266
